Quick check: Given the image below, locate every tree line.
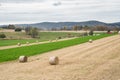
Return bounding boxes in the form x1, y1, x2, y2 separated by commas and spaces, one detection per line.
52, 25, 120, 31
1, 24, 120, 31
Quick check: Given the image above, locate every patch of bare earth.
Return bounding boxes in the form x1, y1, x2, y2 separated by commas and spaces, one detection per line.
0, 35, 120, 80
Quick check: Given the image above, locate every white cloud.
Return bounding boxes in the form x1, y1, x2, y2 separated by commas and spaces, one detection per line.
0, 0, 120, 24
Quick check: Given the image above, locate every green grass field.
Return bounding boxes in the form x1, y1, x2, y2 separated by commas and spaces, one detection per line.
0, 33, 115, 63
0, 32, 80, 47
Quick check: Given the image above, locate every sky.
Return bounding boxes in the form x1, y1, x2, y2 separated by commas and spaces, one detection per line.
0, 0, 120, 25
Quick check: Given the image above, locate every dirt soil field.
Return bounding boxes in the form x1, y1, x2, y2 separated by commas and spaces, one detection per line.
0, 35, 120, 80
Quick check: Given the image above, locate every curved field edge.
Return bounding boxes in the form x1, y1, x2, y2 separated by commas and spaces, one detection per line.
0, 33, 116, 63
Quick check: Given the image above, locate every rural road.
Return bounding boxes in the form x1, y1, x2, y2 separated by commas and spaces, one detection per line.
0, 35, 120, 80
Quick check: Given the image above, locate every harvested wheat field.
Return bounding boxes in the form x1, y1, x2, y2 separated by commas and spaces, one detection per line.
0, 35, 120, 80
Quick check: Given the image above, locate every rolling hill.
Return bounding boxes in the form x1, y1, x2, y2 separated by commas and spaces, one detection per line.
1, 20, 120, 29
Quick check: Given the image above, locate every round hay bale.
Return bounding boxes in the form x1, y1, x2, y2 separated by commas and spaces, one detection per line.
118, 31, 120, 34
19, 56, 28, 63
93, 34, 96, 36
36, 40, 39, 43
49, 56, 59, 65
56, 38, 58, 41
17, 43, 21, 46
96, 34, 100, 36
26, 42, 29, 44
49, 40, 52, 42
89, 39, 93, 43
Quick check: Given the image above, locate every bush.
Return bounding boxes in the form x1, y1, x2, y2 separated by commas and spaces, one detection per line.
58, 36, 62, 39
107, 30, 111, 34
15, 28, 22, 32
30, 28, 39, 38
0, 34, 6, 38
89, 30, 94, 35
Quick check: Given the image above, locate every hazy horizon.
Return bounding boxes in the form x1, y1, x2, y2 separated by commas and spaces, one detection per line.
0, 0, 120, 25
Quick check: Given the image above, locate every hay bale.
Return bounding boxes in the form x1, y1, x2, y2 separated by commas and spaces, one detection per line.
93, 34, 96, 36
17, 43, 21, 46
118, 31, 120, 34
26, 42, 29, 44
19, 56, 27, 63
89, 39, 93, 43
49, 40, 52, 42
56, 38, 58, 41
49, 56, 59, 65
96, 34, 100, 36
36, 40, 39, 43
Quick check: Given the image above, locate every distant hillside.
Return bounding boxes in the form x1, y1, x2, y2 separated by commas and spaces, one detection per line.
1, 20, 120, 29
16, 20, 108, 29
108, 22, 120, 26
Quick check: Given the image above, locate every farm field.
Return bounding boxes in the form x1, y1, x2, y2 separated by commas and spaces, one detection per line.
0, 33, 115, 63
0, 0, 120, 80
0, 32, 80, 47
0, 34, 120, 80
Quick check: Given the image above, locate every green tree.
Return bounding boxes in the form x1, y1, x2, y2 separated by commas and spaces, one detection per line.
15, 28, 22, 32
0, 33, 6, 38
30, 27, 39, 38
89, 30, 94, 35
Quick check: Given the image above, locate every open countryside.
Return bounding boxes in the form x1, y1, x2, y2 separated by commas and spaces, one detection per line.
1, 0, 120, 80
0, 27, 119, 80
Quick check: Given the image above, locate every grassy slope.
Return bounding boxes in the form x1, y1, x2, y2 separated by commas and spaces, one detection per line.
0, 33, 115, 63
0, 32, 80, 47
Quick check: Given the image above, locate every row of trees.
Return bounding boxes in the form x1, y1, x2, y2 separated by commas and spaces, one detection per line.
2, 24, 120, 31
52, 25, 120, 31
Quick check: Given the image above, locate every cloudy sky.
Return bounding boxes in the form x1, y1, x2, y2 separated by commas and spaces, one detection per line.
0, 0, 120, 25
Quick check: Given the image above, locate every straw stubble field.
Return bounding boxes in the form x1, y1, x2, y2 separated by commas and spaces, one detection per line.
0, 35, 120, 80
